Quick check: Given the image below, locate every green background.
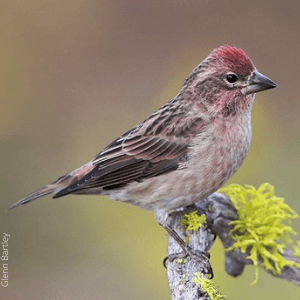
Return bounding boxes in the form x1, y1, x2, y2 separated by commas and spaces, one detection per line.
1, 0, 300, 299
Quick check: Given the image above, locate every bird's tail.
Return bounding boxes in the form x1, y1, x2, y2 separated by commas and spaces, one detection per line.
7, 162, 95, 211
7, 185, 58, 210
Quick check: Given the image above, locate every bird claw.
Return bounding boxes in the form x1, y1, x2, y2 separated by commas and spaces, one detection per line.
163, 249, 214, 278
212, 233, 217, 241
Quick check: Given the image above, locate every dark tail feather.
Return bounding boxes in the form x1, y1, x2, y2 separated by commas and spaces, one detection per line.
7, 163, 95, 210
7, 185, 56, 210
52, 186, 73, 199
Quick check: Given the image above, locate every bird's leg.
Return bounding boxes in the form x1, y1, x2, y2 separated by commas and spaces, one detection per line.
155, 210, 213, 277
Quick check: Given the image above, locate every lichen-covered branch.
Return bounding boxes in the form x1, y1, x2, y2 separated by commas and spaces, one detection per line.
165, 192, 300, 300
166, 206, 215, 300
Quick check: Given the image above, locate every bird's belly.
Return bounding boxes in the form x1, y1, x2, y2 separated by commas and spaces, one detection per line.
108, 123, 251, 211
108, 137, 249, 211
109, 168, 206, 211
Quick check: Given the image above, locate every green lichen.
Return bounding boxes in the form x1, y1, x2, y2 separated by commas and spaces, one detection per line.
218, 183, 300, 284
180, 211, 207, 232
193, 273, 226, 300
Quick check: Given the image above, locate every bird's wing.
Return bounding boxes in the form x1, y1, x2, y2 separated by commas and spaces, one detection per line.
53, 105, 207, 198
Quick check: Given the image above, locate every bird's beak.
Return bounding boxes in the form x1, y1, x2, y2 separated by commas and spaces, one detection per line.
244, 70, 277, 95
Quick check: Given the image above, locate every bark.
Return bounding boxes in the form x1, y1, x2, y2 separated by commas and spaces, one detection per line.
165, 193, 300, 300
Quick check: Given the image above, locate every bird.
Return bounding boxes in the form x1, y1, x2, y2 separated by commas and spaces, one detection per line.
8, 45, 277, 261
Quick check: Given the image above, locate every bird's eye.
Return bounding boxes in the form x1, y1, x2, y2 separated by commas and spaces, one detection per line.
225, 74, 238, 83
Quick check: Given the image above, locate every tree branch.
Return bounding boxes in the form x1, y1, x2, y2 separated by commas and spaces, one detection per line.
165, 193, 300, 300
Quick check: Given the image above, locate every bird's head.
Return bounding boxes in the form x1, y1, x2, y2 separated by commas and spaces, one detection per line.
181, 45, 277, 116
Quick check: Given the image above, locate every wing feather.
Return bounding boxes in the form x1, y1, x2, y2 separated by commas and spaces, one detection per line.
53, 104, 207, 198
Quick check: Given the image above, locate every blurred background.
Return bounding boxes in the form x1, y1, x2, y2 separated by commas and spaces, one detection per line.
1, 0, 300, 299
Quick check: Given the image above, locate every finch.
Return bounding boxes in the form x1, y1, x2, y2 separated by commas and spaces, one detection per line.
9, 45, 277, 254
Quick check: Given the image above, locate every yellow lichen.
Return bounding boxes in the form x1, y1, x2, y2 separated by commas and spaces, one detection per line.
184, 236, 190, 245
193, 273, 226, 300
218, 183, 300, 284
177, 258, 185, 264
294, 241, 300, 258
180, 211, 207, 232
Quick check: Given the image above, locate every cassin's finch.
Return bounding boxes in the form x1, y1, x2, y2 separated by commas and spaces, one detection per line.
9, 45, 277, 257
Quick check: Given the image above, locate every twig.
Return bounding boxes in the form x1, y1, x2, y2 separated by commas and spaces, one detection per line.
165, 193, 300, 300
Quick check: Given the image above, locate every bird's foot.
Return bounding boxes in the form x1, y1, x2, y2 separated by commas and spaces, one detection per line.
163, 247, 213, 278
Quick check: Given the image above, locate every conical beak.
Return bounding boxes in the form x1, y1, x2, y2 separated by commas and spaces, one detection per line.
244, 70, 277, 95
